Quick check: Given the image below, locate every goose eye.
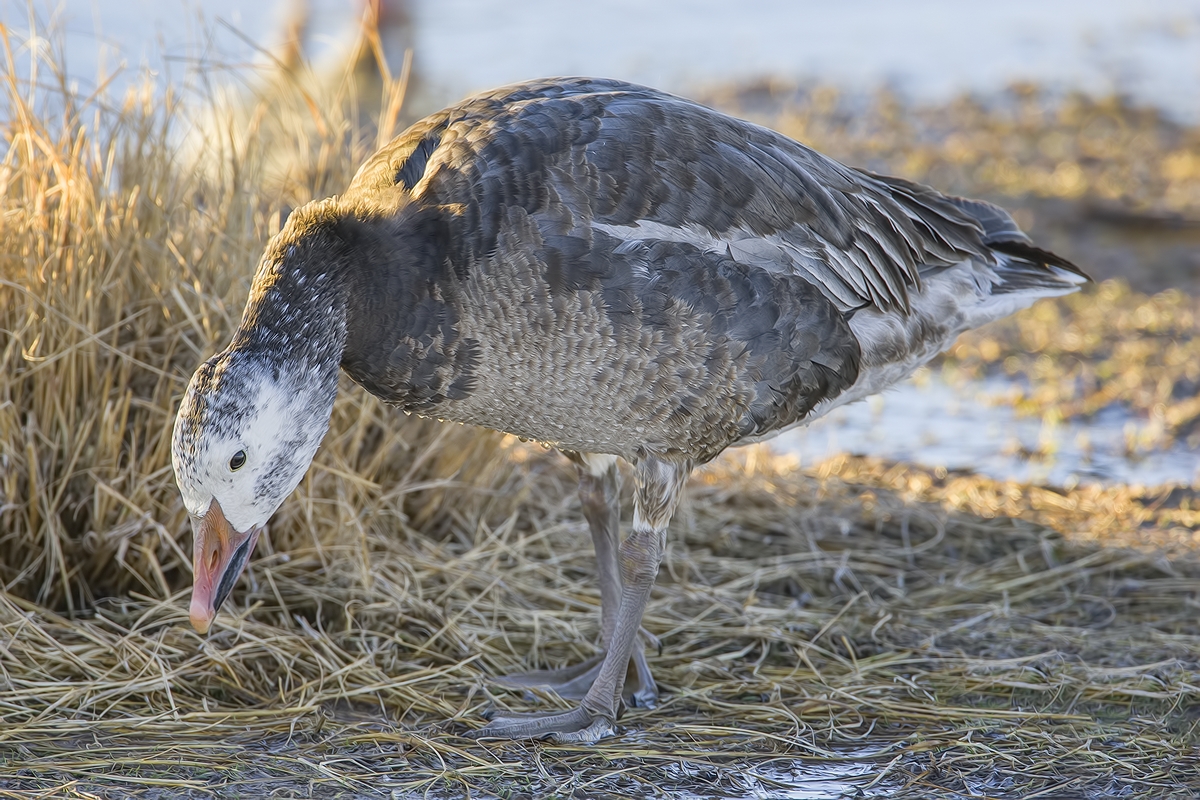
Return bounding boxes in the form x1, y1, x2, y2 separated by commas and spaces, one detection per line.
229, 450, 247, 471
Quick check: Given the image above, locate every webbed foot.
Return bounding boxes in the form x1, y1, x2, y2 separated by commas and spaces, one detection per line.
492, 641, 659, 708
472, 706, 616, 743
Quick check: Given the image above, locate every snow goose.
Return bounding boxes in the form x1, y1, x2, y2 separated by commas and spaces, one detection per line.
172, 78, 1088, 742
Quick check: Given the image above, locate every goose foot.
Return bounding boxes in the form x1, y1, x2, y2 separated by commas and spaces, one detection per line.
491, 641, 658, 708
477, 458, 687, 743
473, 706, 616, 743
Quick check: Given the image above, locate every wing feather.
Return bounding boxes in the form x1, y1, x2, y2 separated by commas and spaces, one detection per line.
345, 78, 996, 312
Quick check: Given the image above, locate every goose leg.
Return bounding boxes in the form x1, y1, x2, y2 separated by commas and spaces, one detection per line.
494, 454, 658, 707
476, 457, 689, 742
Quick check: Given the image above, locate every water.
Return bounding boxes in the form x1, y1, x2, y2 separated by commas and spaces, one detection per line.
721, 757, 890, 799
629, 751, 898, 800
771, 370, 1200, 489
366, 756, 892, 800
11, 0, 1200, 123
748, 759, 890, 799
408, 0, 1200, 122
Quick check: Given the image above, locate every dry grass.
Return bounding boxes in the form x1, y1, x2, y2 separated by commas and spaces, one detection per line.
1, 26, 1198, 800
1, 451, 1197, 797
0, 19, 476, 612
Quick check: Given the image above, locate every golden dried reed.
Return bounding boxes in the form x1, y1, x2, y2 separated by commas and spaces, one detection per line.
0, 21, 504, 614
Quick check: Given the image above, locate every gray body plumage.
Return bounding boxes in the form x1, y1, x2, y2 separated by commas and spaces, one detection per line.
172, 78, 1086, 741
217, 78, 1080, 465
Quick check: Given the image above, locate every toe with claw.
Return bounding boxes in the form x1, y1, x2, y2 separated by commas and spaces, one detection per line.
473, 706, 616, 743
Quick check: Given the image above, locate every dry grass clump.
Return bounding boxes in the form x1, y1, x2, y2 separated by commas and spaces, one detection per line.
0, 25, 502, 612
1, 28, 1199, 800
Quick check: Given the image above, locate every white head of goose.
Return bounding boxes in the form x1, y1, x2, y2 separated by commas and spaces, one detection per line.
172, 77, 1088, 742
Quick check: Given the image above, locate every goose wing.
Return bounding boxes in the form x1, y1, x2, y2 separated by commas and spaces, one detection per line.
346, 78, 994, 312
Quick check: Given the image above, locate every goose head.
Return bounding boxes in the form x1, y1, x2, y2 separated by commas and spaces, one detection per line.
171, 196, 443, 633
171, 346, 341, 633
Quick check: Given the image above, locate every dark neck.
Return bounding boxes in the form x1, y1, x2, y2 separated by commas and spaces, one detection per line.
232, 223, 351, 379
338, 207, 478, 413
244, 200, 472, 413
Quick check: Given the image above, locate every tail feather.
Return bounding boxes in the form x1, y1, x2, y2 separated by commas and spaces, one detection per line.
988, 240, 1091, 297
946, 195, 1032, 245
988, 239, 1090, 280
944, 195, 1092, 293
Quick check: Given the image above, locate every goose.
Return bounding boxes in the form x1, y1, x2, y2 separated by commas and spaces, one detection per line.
171, 77, 1088, 742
